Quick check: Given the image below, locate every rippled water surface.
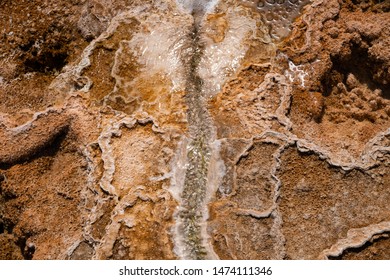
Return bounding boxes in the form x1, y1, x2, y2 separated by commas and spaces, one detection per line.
240, 0, 311, 39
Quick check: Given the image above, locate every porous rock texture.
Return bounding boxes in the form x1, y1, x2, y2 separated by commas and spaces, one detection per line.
0, 0, 389, 260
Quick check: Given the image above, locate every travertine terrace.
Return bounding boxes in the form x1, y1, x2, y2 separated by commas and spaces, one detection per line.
0, 0, 389, 260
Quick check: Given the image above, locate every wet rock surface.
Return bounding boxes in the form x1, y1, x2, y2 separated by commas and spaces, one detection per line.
0, 0, 389, 259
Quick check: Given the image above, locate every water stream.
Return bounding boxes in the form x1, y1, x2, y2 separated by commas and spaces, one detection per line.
174, 0, 218, 260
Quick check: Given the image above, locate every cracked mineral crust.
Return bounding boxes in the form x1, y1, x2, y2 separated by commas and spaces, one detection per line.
0, 0, 389, 260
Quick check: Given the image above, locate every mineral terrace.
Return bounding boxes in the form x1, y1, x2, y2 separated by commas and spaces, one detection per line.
0, 0, 389, 260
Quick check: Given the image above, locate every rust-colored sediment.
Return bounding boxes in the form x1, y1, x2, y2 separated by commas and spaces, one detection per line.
0, 0, 389, 259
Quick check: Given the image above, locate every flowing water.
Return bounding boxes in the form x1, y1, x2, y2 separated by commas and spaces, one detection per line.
174, 1, 218, 260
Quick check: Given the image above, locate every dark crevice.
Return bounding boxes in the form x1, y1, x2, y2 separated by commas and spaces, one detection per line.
0, 177, 16, 235
24, 51, 68, 73
1, 218, 15, 235
343, 0, 390, 12
18, 24, 72, 74
32, 126, 69, 158
23, 244, 35, 260
16, 235, 35, 260
0, 125, 69, 170
322, 43, 389, 99
0, 220, 4, 234
1, 189, 17, 200
20, 40, 35, 52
